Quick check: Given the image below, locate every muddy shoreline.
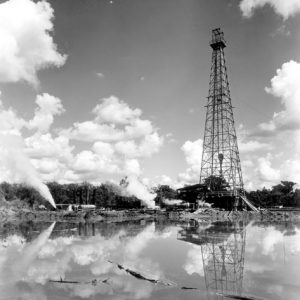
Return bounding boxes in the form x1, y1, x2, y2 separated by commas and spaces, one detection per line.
1, 205, 300, 224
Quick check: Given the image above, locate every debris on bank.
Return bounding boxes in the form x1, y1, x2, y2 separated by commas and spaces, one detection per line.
108, 260, 176, 286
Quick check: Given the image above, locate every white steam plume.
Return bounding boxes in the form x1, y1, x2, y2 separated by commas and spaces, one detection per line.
162, 198, 183, 206
0, 134, 56, 208
124, 176, 157, 209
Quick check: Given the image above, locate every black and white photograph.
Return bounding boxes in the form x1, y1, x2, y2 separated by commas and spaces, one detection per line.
0, 0, 300, 299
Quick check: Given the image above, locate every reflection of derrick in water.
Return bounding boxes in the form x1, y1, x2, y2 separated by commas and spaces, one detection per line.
178, 221, 246, 299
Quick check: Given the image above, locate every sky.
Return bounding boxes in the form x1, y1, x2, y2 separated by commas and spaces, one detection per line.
0, 0, 300, 190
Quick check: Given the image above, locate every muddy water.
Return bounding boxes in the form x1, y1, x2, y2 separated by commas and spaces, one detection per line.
0, 219, 300, 300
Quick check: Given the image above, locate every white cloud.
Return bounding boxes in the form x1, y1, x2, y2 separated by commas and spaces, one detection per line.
238, 61, 300, 189
55, 96, 164, 181
123, 159, 141, 176
280, 158, 300, 185
139, 132, 163, 156
27, 93, 65, 133
93, 96, 141, 124
177, 139, 203, 185
260, 61, 300, 134
0, 91, 163, 185
115, 133, 163, 158
23, 132, 74, 182
72, 151, 98, 173
31, 158, 59, 174
92, 141, 115, 157
125, 119, 153, 139
181, 139, 203, 166
62, 97, 156, 144
62, 121, 123, 142
72, 150, 120, 175
0, 97, 57, 207
240, 0, 300, 19
60, 109, 162, 181
239, 139, 272, 153
256, 155, 281, 183
115, 140, 138, 157
25, 133, 73, 162
0, 0, 66, 86
156, 175, 173, 186
0, 100, 26, 135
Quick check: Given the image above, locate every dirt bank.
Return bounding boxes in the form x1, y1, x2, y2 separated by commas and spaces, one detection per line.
0, 205, 159, 223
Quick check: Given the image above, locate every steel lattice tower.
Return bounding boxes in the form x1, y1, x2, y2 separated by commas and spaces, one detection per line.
200, 28, 243, 196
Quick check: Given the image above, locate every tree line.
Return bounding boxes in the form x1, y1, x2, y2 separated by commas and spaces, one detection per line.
246, 181, 300, 208
155, 181, 300, 208
0, 181, 141, 210
0, 180, 299, 209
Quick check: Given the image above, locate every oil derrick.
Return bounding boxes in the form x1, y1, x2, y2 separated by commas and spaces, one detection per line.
177, 221, 246, 300
199, 28, 246, 209
177, 28, 257, 211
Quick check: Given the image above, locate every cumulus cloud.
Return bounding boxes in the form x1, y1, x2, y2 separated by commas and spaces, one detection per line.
0, 98, 58, 207
115, 133, 163, 158
240, 0, 300, 19
0, 100, 26, 135
177, 139, 203, 185
181, 139, 203, 166
62, 97, 161, 147
93, 96, 142, 124
256, 155, 281, 183
25, 133, 73, 162
239, 139, 272, 153
56, 96, 163, 181
92, 141, 115, 157
0, 92, 164, 186
0, 0, 66, 86
0, 133, 56, 207
72, 150, 120, 175
27, 93, 65, 133
0, 93, 70, 196
257, 61, 300, 135
237, 61, 300, 189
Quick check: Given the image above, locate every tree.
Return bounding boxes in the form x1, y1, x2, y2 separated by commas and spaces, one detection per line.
153, 185, 177, 206
204, 175, 229, 191
272, 181, 296, 195
154, 185, 177, 199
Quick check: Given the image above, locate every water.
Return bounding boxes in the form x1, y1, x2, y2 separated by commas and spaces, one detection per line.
1, 219, 300, 300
